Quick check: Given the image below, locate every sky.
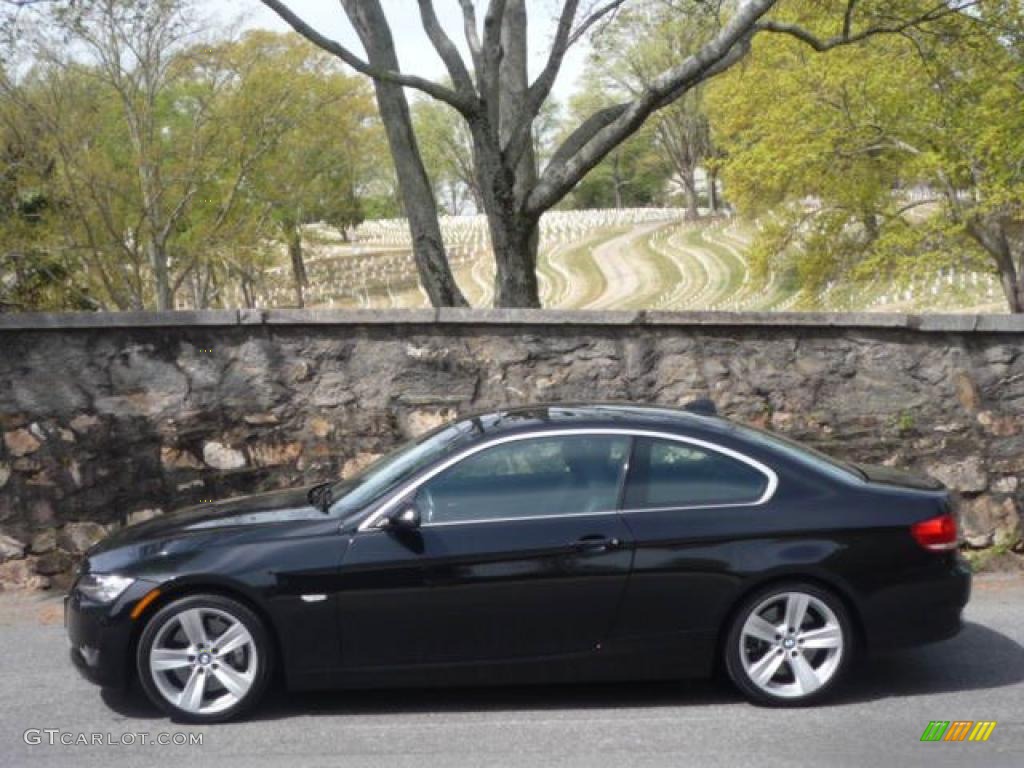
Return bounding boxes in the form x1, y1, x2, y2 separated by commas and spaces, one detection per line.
214, 0, 589, 103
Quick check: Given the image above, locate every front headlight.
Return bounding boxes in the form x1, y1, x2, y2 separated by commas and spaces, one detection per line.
76, 573, 135, 603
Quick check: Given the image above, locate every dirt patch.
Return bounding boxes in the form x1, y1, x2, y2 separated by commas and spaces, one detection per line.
0, 593, 64, 627
965, 549, 1024, 575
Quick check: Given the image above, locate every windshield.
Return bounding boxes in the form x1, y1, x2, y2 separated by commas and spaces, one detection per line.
329, 419, 483, 519
723, 421, 865, 482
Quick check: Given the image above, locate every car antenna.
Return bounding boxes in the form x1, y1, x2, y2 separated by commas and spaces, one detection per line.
684, 398, 718, 417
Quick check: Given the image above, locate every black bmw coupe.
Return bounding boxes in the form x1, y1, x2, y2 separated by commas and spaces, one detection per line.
66, 403, 970, 722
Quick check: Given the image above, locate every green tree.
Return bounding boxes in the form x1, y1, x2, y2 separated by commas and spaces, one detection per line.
413, 95, 481, 215
223, 31, 380, 307
4, 0, 254, 310
0, 75, 95, 310
263, 0, 967, 306
560, 68, 669, 209
591, 1, 718, 219
413, 92, 561, 215
2, 3, 387, 311
709, 0, 1024, 312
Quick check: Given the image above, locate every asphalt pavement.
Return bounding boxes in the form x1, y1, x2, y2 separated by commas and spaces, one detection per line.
2, 574, 1023, 768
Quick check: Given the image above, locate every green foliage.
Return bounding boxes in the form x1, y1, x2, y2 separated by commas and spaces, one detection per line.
227, 31, 379, 236
0, 1, 390, 311
708, 0, 1024, 309
588, 1, 719, 214
412, 95, 478, 214
4, 0, 1023, 311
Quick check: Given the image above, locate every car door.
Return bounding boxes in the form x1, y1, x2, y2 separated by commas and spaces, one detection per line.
336, 433, 634, 669
609, 435, 776, 669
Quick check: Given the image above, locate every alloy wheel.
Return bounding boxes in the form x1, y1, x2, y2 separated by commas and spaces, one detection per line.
148, 606, 259, 716
738, 591, 844, 699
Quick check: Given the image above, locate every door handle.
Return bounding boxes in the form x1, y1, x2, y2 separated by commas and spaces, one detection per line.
571, 535, 621, 553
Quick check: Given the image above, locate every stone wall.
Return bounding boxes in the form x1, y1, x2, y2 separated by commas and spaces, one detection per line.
1, 308, 1022, 590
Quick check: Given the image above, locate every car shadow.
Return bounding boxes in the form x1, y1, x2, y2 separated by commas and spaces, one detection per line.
834, 620, 1024, 705
101, 674, 738, 721
100, 620, 1023, 721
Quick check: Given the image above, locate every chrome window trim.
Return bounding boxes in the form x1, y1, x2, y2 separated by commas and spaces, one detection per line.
356, 428, 779, 532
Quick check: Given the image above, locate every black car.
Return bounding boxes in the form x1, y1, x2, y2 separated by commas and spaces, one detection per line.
66, 403, 970, 722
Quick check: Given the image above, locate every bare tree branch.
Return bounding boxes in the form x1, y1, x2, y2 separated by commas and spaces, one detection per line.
480, 0, 508, 126
889, 197, 941, 219
504, 1, 630, 171
0, 0, 60, 12
529, 0, 772, 214
544, 103, 630, 173
259, 0, 474, 113
416, 0, 476, 98
567, 0, 631, 47
457, 0, 483, 74
527, 0, 580, 111
757, 0, 978, 52
482, 0, 509, 60
842, 0, 859, 39
532, 0, 980, 215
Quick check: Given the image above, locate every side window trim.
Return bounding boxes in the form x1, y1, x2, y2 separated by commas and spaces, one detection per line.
613, 435, 636, 514
357, 429, 778, 531
617, 435, 640, 513
621, 436, 773, 513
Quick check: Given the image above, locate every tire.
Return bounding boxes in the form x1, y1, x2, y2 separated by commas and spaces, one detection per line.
724, 582, 854, 707
137, 594, 272, 723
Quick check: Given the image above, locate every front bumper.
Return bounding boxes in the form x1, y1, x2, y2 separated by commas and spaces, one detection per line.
65, 579, 159, 689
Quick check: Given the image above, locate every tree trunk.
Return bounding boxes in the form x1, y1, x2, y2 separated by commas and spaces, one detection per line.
967, 215, 1023, 313
999, 271, 1023, 314
287, 222, 307, 308
680, 166, 700, 221
264, 0, 780, 307
449, 184, 460, 216
200, 266, 216, 310
612, 153, 624, 210
469, 121, 542, 308
708, 168, 720, 213
488, 0, 541, 308
490, 211, 541, 308
187, 271, 199, 310
148, 239, 172, 310
341, 0, 467, 308
862, 210, 881, 243
241, 274, 255, 309
468, 180, 485, 214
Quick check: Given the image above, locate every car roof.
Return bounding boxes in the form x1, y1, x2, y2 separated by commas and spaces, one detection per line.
439, 403, 864, 487
450, 402, 731, 439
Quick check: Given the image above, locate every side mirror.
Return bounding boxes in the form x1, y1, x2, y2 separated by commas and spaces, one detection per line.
385, 503, 421, 531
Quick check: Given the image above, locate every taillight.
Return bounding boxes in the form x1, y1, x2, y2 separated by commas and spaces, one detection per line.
911, 513, 959, 552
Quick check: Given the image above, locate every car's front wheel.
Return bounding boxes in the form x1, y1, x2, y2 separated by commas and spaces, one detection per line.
724, 582, 853, 706
137, 594, 272, 723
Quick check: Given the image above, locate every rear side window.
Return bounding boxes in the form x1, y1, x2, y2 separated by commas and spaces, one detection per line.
624, 438, 769, 509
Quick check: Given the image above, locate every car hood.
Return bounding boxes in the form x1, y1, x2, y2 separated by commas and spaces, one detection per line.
92, 485, 328, 553
855, 463, 945, 492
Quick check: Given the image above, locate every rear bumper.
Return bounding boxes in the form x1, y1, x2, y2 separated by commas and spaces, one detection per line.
862, 554, 971, 652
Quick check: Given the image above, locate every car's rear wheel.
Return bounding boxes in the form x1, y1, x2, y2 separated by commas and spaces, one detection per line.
137, 594, 272, 723
724, 582, 853, 706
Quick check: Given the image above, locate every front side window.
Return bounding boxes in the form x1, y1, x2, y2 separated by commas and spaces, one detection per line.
331, 421, 482, 520
416, 435, 631, 524
623, 437, 769, 510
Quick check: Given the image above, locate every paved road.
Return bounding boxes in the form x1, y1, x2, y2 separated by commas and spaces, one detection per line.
3, 575, 1023, 768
